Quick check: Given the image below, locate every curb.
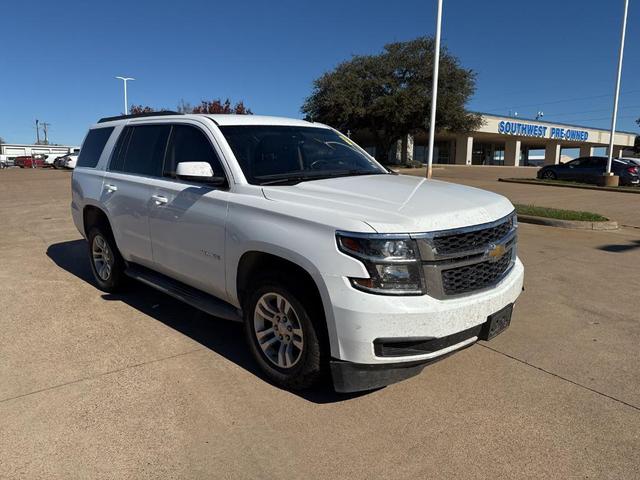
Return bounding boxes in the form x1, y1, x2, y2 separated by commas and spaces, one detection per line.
499, 178, 640, 194
517, 214, 619, 231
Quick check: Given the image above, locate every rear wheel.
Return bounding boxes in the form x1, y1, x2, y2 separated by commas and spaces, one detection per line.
243, 277, 325, 390
541, 170, 557, 180
87, 226, 126, 292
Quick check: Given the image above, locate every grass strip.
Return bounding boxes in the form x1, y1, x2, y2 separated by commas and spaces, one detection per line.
514, 204, 609, 222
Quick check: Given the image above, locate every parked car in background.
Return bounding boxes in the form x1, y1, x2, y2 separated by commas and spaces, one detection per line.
15, 156, 45, 168
620, 157, 640, 169
53, 155, 68, 169
53, 153, 78, 169
537, 156, 639, 186
63, 153, 79, 169
0, 154, 9, 169
43, 153, 64, 167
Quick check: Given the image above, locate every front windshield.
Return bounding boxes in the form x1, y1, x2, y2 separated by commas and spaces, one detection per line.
219, 125, 388, 185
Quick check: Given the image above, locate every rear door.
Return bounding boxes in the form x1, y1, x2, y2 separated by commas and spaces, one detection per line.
101, 124, 170, 267
561, 158, 592, 181
147, 122, 229, 299
556, 159, 579, 180
585, 157, 607, 183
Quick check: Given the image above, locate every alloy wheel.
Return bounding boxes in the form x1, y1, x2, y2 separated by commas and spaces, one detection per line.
253, 292, 304, 369
92, 234, 114, 281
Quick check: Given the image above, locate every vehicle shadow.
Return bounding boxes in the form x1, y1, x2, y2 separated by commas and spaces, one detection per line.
597, 239, 640, 253
46, 239, 372, 404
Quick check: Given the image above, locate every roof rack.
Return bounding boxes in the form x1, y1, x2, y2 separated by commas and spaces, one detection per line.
97, 111, 183, 123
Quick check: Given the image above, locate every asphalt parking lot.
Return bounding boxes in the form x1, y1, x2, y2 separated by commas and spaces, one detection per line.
1, 168, 639, 479
402, 165, 640, 227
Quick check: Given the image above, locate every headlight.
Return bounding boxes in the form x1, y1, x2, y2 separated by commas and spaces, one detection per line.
336, 232, 425, 295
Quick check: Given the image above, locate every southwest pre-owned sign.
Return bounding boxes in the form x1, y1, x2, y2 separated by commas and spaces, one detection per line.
498, 121, 589, 142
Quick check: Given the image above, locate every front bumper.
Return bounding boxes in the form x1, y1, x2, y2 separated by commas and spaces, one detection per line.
330, 350, 462, 393
329, 303, 515, 392
323, 257, 524, 367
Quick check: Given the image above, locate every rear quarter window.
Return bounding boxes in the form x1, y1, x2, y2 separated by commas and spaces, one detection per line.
77, 127, 115, 168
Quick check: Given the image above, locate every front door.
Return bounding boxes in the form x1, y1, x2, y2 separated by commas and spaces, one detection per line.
148, 123, 229, 300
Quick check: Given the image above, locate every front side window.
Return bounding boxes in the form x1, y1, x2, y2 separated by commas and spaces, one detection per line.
567, 158, 585, 168
77, 127, 114, 168
111, 125, 170, 176
219, 126, 388, 185
164, 125, 224, 178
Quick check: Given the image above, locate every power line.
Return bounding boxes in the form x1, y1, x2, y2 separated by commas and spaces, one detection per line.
552, 113, 638, 123
545, 104, 640, 119
481, 89, 640, 113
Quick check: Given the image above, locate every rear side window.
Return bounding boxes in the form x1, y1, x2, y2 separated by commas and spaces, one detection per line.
163, 125, 224, 178
77, 127, 114, 168
110, 125, 170, 177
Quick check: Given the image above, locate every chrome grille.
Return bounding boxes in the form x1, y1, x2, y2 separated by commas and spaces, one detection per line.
441, 252, 513, 295
412, 212, 517, 299
432, 217, 514, 255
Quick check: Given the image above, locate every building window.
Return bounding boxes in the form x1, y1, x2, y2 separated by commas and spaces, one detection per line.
413, 141, 451, 164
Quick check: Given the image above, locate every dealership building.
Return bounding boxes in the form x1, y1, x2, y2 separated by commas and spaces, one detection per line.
357, 113, 638, 166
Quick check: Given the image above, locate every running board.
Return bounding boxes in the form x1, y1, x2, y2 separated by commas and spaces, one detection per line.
125, 265, 242, 322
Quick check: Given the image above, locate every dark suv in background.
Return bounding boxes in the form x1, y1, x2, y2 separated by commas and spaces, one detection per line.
537, 156, 639, 186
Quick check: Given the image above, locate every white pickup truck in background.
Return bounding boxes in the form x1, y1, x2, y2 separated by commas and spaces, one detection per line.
71, 112, 524, 392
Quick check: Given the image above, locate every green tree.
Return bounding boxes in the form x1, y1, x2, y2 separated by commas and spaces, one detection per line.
301, 36, 482, 163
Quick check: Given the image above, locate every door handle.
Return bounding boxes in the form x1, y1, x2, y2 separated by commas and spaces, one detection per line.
104, 183, 118, 193
151, 194, 168, 205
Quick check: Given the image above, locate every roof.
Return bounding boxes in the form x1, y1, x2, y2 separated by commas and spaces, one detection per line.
203, 114, 321, 127
97, 112, 326, 129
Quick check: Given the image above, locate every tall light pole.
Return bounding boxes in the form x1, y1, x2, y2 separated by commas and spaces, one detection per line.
115, 76, 135, 115
606, 0, 629, 178
426, 0, 443, 179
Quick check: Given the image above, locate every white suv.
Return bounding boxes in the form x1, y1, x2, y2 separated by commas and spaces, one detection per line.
71, 112, 524, 392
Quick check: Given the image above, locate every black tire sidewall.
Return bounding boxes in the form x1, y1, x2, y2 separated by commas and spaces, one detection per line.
243, 279, 324, 390
87, 226, 125, 292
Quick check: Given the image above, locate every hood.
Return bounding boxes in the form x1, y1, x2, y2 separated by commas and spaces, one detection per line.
261, 174, 514, 233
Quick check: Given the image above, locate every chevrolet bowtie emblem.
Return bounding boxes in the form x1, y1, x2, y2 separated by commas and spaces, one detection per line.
488, 243, 506, 261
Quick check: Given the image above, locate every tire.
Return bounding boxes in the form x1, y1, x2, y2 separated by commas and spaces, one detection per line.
243, 276, 325, 390
541, 170, 557, 180
87, 226, 127, 292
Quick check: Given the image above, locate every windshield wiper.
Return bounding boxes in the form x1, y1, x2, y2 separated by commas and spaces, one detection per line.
334, 169, 386, 177
259, 170, 387, 186
259, 175, 316, 186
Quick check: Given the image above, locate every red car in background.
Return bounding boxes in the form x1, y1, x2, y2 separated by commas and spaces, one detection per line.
14, 156, 45, 168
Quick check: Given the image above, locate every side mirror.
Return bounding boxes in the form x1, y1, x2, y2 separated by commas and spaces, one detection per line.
176, 162, 226, 186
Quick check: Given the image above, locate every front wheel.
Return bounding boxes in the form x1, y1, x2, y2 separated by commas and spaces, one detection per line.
541, 170, 557, 180
243, 278, 325, 390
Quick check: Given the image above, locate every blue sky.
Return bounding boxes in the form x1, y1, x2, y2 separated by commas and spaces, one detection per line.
1, 0, 638, 145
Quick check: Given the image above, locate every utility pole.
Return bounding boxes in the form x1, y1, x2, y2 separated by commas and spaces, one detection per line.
115, 76, 135, 115
41, 122, 51, 145
426, 0, 443, 179
605, 0, 630, 184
